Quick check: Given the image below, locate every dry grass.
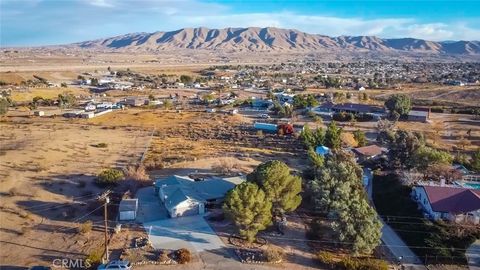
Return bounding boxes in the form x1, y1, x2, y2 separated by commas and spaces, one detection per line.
10, 87, 89, 102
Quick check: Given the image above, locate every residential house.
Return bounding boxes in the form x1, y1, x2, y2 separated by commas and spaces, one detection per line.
411, 185, 480, 224
154, 175, 244, 218
331, 103, 384, 115
352, 145, 386, 162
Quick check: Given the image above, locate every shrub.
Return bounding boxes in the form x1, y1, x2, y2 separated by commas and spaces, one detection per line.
339, 257, 389, 270
96, 168, 124, 186
157, 251, 170, 263
175, 248, 191, 264
125, 165, 150, 181
333, 112, 355, 122
317, 252, 389, 270
92, 143, 108, 148
78, 220, 93, 234
263, 246, 284, 262
86, 249, 103, 265
317, 251, 336, 267
8, 187, 21, 196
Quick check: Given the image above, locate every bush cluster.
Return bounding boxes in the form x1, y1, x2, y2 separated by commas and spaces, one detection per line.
95, 168, 124, 186
317, 251, 388, 270
263, 246, 285, 262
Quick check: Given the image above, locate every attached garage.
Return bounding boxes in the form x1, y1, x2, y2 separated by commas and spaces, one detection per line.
119, 199, 138, 221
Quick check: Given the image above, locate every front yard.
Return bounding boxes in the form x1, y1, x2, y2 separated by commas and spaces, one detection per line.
372, 173, 480, 266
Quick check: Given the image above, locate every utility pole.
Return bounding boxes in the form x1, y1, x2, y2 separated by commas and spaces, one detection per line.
98, 190, 111, 264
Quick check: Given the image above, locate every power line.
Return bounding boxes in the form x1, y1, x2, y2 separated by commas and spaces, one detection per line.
21, 192, 101, 211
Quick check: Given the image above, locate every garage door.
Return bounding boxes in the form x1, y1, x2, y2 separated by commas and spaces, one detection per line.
119, 210, 136, 221
176, 204, 199, 217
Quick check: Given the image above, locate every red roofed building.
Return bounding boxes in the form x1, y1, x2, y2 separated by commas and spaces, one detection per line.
352, 145, 387, 162
411, 185, 480, 224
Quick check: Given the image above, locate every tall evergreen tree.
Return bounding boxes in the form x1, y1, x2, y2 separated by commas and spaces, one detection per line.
309, 152, 382, 255
325, 121, 342, 149
309, 152, 362, 214
247, 160, 302, 217
223, 182, 272, 243
331, 191, 382, 255
353, 129, 367, 147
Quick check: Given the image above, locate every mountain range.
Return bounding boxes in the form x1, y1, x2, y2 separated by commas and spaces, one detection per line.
72, 27, 480, 55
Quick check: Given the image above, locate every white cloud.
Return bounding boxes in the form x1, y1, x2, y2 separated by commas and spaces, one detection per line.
167, 12, 480, 41
88, 0, 114, 8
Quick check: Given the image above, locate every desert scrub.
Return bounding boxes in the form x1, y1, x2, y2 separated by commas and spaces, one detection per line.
78, 220, 93, 234
96, 168, 124, 186
263, 246, 285, 262
92, 142, 108, 148
175, 248, 192, 264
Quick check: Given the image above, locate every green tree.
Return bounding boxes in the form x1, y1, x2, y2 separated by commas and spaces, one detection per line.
412, 146, 453, 172
309, 152, 362, 214
163, 99, 172, 110
309, 152, 381, 255
325, 121, 342, 149
331, 192, 382, 255
471, 148, 480, 172
385, 94, 411, 118
247, 160, 302, 217
223, 182, 272, 243
179, 75, 193, 84
308, 148, 325, 169
58, 92, 77, 108
0, 98, 10, 115
90, 78, 99, 86
387, 130, 424, 169
353, 129, 367, 147
300, 124, 316, 149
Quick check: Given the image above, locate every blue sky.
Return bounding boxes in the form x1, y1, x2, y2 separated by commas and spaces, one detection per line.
1, 0, 480, 46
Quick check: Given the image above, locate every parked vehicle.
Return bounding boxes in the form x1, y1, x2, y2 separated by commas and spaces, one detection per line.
260, 113, 270, 119
97, 260, 132, 270
253, 122, 294, 135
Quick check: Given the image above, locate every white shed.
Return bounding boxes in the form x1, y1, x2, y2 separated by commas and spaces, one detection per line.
119, 199, 138, 221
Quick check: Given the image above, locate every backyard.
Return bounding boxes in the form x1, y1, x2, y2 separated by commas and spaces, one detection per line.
372, 173, 480, 266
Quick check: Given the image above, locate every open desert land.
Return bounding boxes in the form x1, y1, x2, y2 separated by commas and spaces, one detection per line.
0, 114, 153, 266
0, 105, 306, 267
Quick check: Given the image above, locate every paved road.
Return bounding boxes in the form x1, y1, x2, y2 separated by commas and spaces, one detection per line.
366, 171, 426, 269
467, 240, 480, 270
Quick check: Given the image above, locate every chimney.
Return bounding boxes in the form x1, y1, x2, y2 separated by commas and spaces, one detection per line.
440, 178, 445, 187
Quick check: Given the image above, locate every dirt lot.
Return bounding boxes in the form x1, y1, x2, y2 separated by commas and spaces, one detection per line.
0, 116, 150, 267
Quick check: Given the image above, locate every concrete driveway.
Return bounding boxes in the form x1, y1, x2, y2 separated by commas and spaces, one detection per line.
143, 215, 226, 252
136, 186, 168, 223
136, 187, 225, 253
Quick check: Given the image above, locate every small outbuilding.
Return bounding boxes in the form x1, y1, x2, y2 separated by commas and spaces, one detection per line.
118, 199, 138, 221
408, 110, 429, 122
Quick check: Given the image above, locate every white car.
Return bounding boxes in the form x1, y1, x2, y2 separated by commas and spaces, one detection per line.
97, 260, 132, 270
260, 114, 270, 119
